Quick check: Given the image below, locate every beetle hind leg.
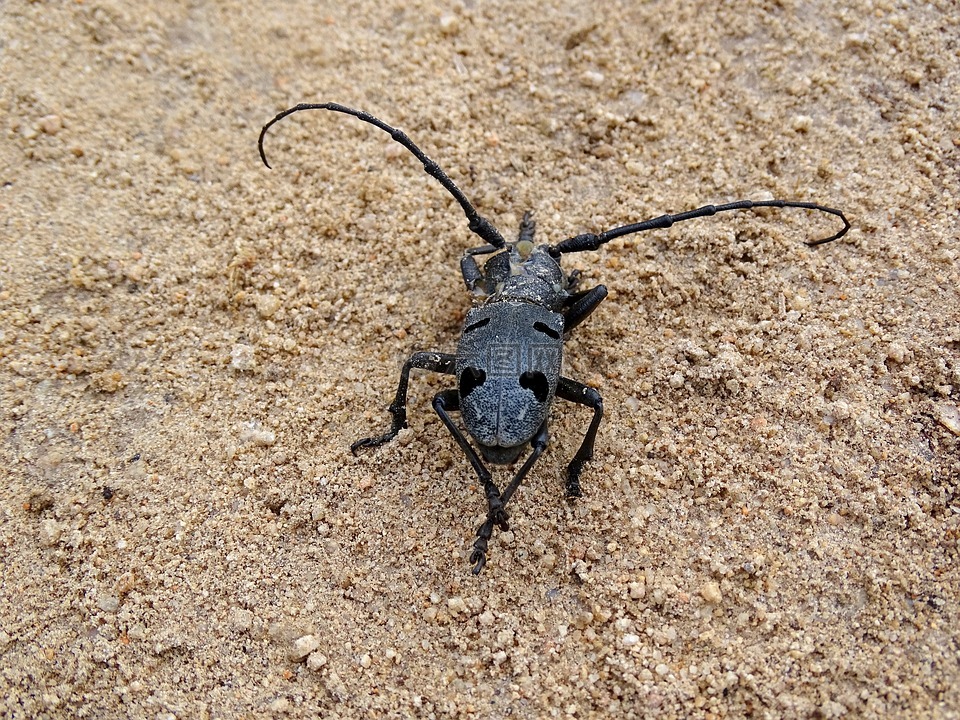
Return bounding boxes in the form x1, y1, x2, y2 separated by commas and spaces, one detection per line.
469, 422, 549, 574
556, 377, 604, 498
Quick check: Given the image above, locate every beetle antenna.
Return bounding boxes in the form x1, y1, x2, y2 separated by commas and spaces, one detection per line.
548, 199, 850, 256
259, 103, 507, 249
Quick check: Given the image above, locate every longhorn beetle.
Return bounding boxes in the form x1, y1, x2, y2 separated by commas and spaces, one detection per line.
258, 102, 850, 574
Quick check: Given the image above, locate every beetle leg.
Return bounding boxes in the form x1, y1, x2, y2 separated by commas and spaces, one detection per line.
351, 352, 456, 453
563, 284, 608, 333
430, 389, 502, 573
432, 389, 494, 486
434, 388, 551, 573
460, 244, 499, 293
556, 377, 604, 498
498, 420, 549, 507
470, 422, 549, 574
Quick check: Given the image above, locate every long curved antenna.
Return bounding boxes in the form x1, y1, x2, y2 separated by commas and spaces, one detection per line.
548, 199, 850, 256
259, 102, 506, 249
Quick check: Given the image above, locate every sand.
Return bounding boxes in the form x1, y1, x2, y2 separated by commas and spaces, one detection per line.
1, 0, 958, 717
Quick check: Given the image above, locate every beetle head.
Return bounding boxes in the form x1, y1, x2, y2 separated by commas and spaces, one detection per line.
477, 442, 525, 465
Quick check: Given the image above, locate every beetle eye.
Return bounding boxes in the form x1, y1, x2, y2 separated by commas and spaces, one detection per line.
459, 367, 487, 397
519, 371, 549, 402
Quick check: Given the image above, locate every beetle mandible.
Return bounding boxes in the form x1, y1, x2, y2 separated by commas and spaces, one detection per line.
258, 102, 850, 574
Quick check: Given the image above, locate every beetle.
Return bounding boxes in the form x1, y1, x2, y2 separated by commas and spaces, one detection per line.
258, 102, 850, 574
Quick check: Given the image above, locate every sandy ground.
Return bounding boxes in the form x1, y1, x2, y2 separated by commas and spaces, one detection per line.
2, 0, 958, 718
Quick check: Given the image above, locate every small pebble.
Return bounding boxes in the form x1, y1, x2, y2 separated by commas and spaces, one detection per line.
307, 652, 327, 671
97, 594, 119, 612
229, 608, 253, 630
438, 13, 459, 35
580, 70, 605, 87
700, 582, 723, 604
268, 698, 290, 713
447, 596, 468, 616
932, 402, 960, 436
39, 519, 62, 547
887, 342, 908, 363
38, 114, 62, 135
240, 424, 276, 446
230, 343, 257, 371
256, 294, 281, 319
290, 634, 321, 661
628, 581, 646, 600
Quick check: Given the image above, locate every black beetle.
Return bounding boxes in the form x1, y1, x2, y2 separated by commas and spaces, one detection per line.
259, 102, 849, 573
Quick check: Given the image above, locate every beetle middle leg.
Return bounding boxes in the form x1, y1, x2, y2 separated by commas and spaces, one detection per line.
351, 351, 456, 453
556, 377, 604, 498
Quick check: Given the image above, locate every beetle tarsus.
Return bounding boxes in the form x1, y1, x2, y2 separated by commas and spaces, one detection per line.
471, 516, 498, 574
350, 429, 399, 454
565, 477, 583, 499
350, 407, 407, 454
470, 546, 487, 575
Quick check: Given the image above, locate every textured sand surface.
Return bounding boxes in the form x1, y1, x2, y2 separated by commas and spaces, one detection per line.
2, 1, 958, 718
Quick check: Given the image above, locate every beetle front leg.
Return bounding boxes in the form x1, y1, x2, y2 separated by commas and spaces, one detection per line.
556, 377, 604, 498
351, 352, 456, 453
563, 284, 608, 333
460, 244, 499, 294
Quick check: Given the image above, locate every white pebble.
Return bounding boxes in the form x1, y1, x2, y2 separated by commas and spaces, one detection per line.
256, 294, 281, 319
240, 423, 276, 446
97, 594, 119, 612
269, 698, 290, 712
933, 402, 960, 436
887, 342, 908, 363
580, 70, 605, 87
39, 519, 62, 546
290, 634, 321, 661
306, 651, 328, 670
230, 343, 257, 371
38, 114, 62, 135
438, 13, 459, 35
